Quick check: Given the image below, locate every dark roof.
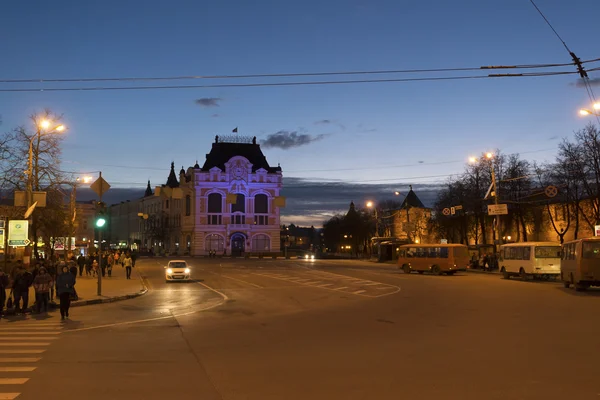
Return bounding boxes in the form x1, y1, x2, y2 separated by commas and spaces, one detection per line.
144, 180, 153, 197
165, 162, 179, 188
201, 142, 282, 173
401, 189, 425, 209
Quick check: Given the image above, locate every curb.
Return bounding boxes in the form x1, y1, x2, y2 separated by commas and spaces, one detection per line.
70, 269, 149, 308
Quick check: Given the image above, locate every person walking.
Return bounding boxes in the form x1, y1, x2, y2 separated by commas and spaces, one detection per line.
77, 254, 85, 277
0, 268, 9, 319
107, 253, 114, 277
122, 253, 133, 279
47, 262, 58, 302
12, 266, 33, 314
33, 267, 53, 314
56, 265, 75, 320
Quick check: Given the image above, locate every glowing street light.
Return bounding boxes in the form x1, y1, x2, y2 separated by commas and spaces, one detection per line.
578, 103, 600, 117
366, 201, 374, 208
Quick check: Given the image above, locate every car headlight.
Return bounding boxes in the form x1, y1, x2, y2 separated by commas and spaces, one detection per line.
167, 268, 173, 274
184, 268, 190, 274
311, 255, 315, 260
305, 254, 309, 259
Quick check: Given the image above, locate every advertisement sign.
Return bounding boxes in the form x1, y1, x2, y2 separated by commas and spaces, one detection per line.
8, 220, 30, 247
595, 225, 600, 236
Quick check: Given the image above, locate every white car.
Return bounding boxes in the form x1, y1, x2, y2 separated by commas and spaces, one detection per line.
165, 260, 191, 282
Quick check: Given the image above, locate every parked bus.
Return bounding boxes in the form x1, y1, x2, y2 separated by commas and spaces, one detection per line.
397, 244, 470, 275
499, 242, 561, 280
561, 237, 600, 291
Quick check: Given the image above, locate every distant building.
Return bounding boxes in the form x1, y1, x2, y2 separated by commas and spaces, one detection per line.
109, 135, 284, 256
393, 186, 433, 244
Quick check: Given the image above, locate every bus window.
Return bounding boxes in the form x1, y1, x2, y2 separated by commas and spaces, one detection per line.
440, 247, 449, 258
535, 246, 561, 258
428, 247, 439, 258
407, 248, 416, 258
582, 241, 600, 259
416, 248, 427, 258
522, 247, 531, 260
398, 250, 406, 258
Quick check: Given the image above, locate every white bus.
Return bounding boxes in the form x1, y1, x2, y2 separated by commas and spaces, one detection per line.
499, 242, 561, 280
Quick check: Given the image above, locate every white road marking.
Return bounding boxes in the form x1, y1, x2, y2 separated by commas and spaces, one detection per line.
1, 327, 61, 331
0, 358, 41, 363
0, 343, 50, 347
0, 379, 28, 385
353, 290, 367, 294
0, 393, 20, 400
365, 283, 382, 286
304, 281, 322, 285
0, 350, 45, 354
317, 283, 334, 287
332, 287, 348, 290
0, 367, 37, 372
206, 270, 263, 288
0, 338, 57, 341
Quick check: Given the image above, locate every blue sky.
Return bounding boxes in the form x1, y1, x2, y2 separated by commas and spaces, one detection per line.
1, 0, 600, 224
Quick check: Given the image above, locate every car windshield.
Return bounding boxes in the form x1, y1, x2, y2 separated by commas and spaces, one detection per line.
169, 262, 187, 269
534, 246, 561, 258
582, 242, 600, 259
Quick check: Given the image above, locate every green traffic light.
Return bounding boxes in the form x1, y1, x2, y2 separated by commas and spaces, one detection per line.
96, 217, 106, 228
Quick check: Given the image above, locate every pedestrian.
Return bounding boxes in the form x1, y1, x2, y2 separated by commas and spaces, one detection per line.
101, 252, 108, 277
107, 253, 114, 277
92, 259, 98, 277
77, 253, 85, 277
131, 251, 137, 267
12, 266, 33, 314
33, 267, 53, 314
122, 253, 133, 279
0, 268, 9, 319
56, 265, 75, 320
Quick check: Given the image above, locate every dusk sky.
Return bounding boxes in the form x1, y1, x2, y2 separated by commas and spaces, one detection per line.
2, 0, 600, 225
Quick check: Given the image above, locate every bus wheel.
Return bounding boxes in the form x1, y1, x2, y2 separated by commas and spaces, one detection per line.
402, 264, 411, 274
575, 282, 589, 292
519, 268, 527, 280
431, 265, 441, 275
502, 268, 510, 280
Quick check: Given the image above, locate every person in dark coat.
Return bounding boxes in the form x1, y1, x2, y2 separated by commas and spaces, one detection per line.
77, 254, 86, 277
12, 266, 33, 314
0, 268, 9, 319
56, 265, 76, 320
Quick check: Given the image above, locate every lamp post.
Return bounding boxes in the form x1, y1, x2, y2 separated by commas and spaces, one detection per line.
578, 102, 600, 117
366, 201, 378, 237
470, 152, 502, 251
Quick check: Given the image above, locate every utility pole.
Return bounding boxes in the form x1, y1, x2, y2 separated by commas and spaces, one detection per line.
490, 160, 502, 251
97, 172, 103, 296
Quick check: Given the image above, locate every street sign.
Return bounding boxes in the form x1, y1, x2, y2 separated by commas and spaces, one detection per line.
451, 207, 456, 215
8, 220, 30, 247
0, 228, 4, 249
545, 185, 558, 198
488, 204, 508, 215
454, 205, 463, 210
442, 208, 451, 216
90, 176, 111, 198
595, 225, 600, 237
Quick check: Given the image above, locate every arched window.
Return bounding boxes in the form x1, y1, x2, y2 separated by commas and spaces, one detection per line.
185, 195, 191, 216
205, 234, 224, 252
252, 234, 270, 252
255, 194, 268, 214
207, 193, 222, 225
231, 194, 245, 213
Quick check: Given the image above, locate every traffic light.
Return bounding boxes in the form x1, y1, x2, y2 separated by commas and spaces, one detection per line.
95, 201, 107, 228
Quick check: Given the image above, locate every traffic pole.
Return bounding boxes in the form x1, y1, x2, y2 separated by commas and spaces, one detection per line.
97, 171, 103, 296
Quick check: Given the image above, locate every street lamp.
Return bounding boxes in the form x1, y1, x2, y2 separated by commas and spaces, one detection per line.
579, 103, 600, 117
366, 201, 378, 237
469, 152, 502, 250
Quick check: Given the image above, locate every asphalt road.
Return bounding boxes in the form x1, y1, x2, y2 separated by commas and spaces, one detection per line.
2, 257, 599, 400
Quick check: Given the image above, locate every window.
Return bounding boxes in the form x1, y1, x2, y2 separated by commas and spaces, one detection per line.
428, 248, 439, 258
254, 215, 268, 225
207, 193, 222, 213
415, 248, 427, 258
231, 194, 245, 213
205, 234, 224, 252
535, 246, 561, 258
398, 250, 406, 258
439, 247, 449, 258
252, 234, 270, 251
407, 248, 416, 258
255, 194, 268, 214
208, 215, 222, 225
233, 215, 245, 224
582, 241, 600, 259
185, 195, 191, 216
522, 247, 531, 260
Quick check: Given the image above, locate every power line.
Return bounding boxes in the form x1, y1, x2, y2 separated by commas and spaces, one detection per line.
2, 58, 597, 84
0, 70, 582, 93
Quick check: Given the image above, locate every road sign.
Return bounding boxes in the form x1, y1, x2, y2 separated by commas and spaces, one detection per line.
487, 204, 508, 215
454, 205, 463, 210
545, 185, 558, 198
442, 208, 451, 216
8, 220, 29, 247
440, 239, 448, 244
451, 207, 456, 215
90, 176, 111, 198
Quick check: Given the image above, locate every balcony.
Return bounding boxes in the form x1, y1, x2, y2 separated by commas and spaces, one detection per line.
228, 224, 251, 230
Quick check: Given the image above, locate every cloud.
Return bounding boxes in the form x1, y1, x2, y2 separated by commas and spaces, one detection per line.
315, 119, 346, 131
574, 78, 600, 88
261, 130, 326, 149
548, 135, 559, 141
195, 97, 222, 107
211, 113, 219, 118
315, 119, 332, 125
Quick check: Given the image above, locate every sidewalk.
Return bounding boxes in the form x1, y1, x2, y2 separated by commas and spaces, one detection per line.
5, 267, 147, 314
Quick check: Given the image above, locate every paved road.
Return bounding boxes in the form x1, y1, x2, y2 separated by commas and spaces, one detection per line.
2, 258, 599, 400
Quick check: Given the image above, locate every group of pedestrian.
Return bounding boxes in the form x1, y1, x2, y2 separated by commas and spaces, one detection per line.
75, 250, 136, 279
0, 261, 76, 320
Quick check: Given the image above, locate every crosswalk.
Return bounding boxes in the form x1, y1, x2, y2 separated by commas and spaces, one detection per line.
0, 319, 63, 400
